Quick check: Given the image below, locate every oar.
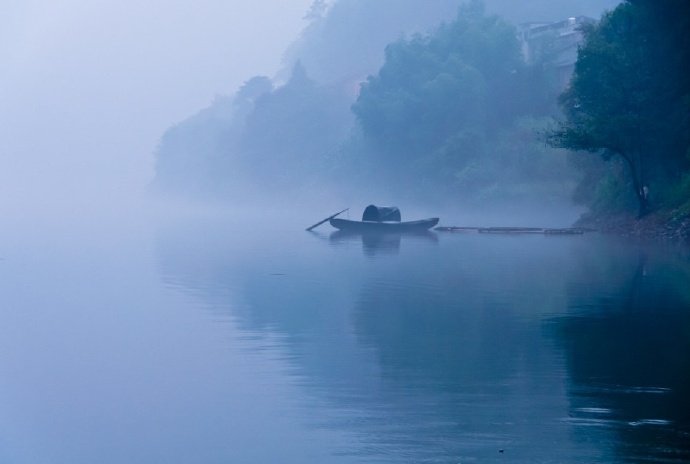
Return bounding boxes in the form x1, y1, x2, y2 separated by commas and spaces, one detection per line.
306, 208, 349, 231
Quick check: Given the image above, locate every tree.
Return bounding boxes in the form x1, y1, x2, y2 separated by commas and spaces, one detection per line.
349, 1, 581, 203
549, 1, 690, 217
352, 1, 522, 169
238, 62, 352, 188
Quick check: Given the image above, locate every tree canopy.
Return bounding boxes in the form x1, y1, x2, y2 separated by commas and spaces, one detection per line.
549, 0, 690, 216
153, 0, 626, 213
353, 1, 522, 159
350, 1, 575, 204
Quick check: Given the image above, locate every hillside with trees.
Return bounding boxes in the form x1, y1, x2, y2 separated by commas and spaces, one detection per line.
148, 0, 690, 237
349, 1, 577, 207
154, 1, 601, 209
548, 0, 690, 234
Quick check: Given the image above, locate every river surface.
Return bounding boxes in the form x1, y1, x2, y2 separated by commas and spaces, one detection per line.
1, 212, 689, 463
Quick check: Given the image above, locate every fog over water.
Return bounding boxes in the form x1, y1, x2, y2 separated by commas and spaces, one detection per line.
4, 2, 689, 464
0, 0, 311, 218
2, 0, 619, 220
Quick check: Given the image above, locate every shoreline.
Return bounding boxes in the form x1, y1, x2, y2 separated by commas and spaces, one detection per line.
574, 208, 690, 244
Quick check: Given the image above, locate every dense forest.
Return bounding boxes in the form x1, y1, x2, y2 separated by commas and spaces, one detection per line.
153, 0, 688, 228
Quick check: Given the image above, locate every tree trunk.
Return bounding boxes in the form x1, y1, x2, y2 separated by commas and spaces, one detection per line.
621, 151, 649, 218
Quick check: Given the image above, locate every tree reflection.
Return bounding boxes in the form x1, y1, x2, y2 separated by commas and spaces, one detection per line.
155, 218, 690, 463
551, 244, 690, 462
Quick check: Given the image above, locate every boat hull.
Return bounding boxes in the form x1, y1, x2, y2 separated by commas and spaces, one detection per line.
329, 217, 439, 232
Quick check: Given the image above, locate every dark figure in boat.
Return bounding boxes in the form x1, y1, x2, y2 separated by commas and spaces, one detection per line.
329, 205, 439, 232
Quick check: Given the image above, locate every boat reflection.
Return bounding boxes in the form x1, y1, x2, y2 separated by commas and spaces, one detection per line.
328, 230, 437, 256
155, 218, 690, 463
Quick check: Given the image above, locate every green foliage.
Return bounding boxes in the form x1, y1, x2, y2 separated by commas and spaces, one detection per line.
153, 0, 623, 205
550, 0, 690, 216
351, 2, 576, 204
239, 63, 353, 188
353, 1, 521, 160
660, 173, 690, 214
153, 95, 239, 196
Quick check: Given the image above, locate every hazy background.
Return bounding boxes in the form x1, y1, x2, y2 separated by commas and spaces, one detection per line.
0, 0, 312, 218
1, 0, 620, 222
147, 0, 620, 226
2, 4, 688, 462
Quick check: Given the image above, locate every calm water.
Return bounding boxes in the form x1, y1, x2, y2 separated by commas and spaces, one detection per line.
1, 213, 689, 463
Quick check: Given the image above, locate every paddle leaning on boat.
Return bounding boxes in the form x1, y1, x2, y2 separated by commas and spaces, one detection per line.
329, 205, 439, 232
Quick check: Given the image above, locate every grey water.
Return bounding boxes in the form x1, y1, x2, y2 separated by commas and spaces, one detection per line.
1, 213, 689, 464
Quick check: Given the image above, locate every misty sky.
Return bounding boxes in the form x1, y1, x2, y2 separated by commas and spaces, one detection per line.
0, 0, 311, 215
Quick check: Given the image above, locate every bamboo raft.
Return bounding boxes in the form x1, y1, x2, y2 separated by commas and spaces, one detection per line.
435, 226, 593, 235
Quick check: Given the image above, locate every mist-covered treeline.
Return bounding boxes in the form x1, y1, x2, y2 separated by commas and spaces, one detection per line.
549, 0, 690, 219
348, 2, 577, 206
285, 0, 619, 85
153, 0, 619, 208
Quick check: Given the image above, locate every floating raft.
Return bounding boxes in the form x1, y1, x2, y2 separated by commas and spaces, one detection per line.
435, 226, 592, 235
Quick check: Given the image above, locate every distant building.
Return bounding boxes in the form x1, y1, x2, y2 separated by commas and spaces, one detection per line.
518, 16, 595, 90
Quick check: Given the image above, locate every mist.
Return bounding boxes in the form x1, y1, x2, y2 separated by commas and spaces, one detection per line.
2, 2, 689, 464
0, 0, 311, 220
3, 0, 620, 221
150, 0, 621, 227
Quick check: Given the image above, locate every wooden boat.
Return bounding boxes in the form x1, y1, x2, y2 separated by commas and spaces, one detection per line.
330, 217, 439, 232
327, 205, 438, 232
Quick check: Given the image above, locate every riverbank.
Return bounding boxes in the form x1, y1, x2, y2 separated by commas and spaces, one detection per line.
575, 207, 690, 243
